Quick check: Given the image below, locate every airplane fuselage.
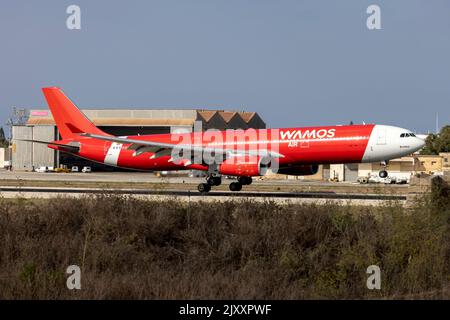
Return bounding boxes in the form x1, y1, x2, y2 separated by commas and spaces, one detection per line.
50, 124, 424, 172
30, 87, 425, 192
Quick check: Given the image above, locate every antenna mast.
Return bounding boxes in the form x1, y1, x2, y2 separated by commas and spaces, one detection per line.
436, 112, 439, 134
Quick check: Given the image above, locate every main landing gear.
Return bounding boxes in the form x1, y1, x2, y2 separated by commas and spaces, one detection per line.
197, 175, 222, 193
229, 182, 242, 192
207, 176, 222, 186
379, 160, 388, 178
229, 177, 252, 192
197, 183, 211, 193
197, 176, 253, 193
237, 176, 252, 186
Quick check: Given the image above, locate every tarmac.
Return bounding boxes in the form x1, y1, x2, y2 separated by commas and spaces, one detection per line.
0, 170, 409, 206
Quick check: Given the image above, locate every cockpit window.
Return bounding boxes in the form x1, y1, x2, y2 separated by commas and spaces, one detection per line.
400, 132, 416, 138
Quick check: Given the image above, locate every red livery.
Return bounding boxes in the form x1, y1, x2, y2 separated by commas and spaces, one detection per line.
20, 88, 425, 192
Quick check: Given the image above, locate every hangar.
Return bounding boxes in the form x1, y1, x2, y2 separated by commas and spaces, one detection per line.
11, 108, 266, 171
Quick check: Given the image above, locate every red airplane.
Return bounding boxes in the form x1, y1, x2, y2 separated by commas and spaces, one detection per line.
20, 87, 425, 192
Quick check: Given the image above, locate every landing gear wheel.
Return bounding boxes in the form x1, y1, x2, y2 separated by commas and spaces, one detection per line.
213, 176, 222, 186
207, 176, 222, 186
379, 170, 388, 178
229, 182, 242, 192
198, 183, 211, 193
238, 176, 252, 185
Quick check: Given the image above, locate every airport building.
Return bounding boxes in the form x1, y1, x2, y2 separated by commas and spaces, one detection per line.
11, 109, 266, 171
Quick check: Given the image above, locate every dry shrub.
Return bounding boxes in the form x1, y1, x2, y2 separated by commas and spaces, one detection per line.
0, 189, 448, 299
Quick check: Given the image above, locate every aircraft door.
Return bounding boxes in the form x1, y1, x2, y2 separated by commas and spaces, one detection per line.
376, 128, 386, 145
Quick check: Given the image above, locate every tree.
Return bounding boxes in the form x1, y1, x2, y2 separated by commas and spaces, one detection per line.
436, 125, 450, 152
0, 127, 8, 148
420, 134, 439, 155
420, 125, 450, 155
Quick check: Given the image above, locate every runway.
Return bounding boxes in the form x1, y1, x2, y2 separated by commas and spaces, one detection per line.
0, 186, 407, 206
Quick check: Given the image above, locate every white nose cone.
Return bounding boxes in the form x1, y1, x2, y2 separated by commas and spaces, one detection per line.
414, 137, 426, 152
362, 125, 427, 163
416, 134, 428, 140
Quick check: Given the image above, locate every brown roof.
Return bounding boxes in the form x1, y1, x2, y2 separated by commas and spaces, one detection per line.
219, 111, 238, 123
198, 111, 218, 122
239, 112, 256, 123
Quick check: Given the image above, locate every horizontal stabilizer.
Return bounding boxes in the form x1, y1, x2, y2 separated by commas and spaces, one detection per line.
16, 139, 80, 153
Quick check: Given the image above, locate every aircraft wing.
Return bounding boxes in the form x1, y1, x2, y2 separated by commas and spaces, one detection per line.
80, 133, 284, 160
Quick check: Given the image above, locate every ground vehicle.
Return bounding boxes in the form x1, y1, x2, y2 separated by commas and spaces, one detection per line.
357, 176, 369, 184
82, 166, 92, 173
383, 177, 396, 184
35, 166, 48, 173
71, 166, 79, 172
396, 177, 408, 184
3, 160, 11, 169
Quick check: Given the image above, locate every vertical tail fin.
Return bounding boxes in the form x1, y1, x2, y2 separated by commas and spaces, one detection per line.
42, 87, 108, 139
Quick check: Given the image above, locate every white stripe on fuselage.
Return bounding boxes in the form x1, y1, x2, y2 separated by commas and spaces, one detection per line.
104, 142, 123, 166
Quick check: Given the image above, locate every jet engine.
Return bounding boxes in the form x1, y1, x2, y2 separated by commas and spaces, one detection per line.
219, 156, 270, 176
276, 164, 319, 176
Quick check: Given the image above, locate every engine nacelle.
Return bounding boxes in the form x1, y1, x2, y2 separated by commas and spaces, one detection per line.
219, 156, 269, 176
276, 164, 319, 176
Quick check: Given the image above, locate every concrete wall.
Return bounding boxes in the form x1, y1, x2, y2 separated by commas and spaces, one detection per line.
415, 155, 443, 173
440, 153, 450, 172
344, 163, 359, 181
12, 126, 33, 170
12, 125, 55, 170
0, 147, 12, 167
330, 164, 344, 181
170, 126, 192, 134
329, 164, 358, 182
32, 126, 55, 168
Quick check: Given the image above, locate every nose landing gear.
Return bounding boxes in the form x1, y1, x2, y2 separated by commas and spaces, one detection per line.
379, 170, 388, 178
378, 160, 389, 178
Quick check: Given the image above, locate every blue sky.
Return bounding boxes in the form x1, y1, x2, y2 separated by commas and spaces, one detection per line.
1, 0, 449, 133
